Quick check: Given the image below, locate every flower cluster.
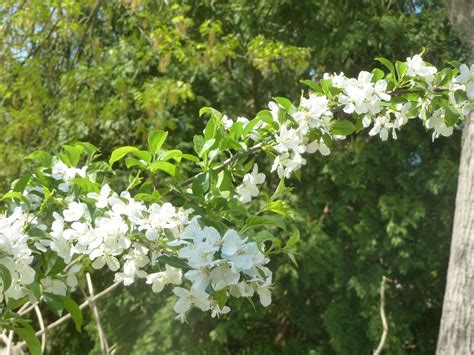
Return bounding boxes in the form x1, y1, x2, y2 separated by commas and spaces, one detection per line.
165, 217, 272, 322
0, 158, 273, 323
0, 208, 35, 301
264, 55, 472, 179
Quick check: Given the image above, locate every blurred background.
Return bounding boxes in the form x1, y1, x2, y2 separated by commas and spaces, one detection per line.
0, 0, 467, 353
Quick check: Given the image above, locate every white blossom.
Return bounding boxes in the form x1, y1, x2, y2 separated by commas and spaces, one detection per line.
454, 64, 474, 100
406, 54, 437, 81
146, 265, 182, 293
236, 164, 266, 204
426, 108, 453, 141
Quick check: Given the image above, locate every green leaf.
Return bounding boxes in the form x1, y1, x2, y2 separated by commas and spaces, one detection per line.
330, 120, 355, 135
1, 191, 29, 204
158, 255, 190, 270
61, 296, 83, 332
255, 230, 275, 244
29, 281, 42, 299
109, 146, 139, 166
71, 177, 99, 193
199, 138, 216, 157
26, 150, 52, 166
396, 61, 408, 80
286, 230, 300, 248
243, 117, 264, 137
148, 130, 168, 155
204, 117, 217, 141
301, 80, 322, 93
246, 215, 286, 231
213, 289, 228, 308
0, 264, 12, 291
263, 200, 293, 217
159, 150, 182, 162
44, 292, 64, 316
273, 96, 294, 113
15, 323, 41, 355
182, 154, 200, 162
61, 144, 82, 167
125, 157, 145, 168
320, 79, 332, 94
375, 57, 395, 75
149, 161, 177, 176
192, 173, 210, 195
13, 173, 32, 193
199, 107, 222, 119
193, 135, 204, 156
445, 106, 460, 126
372, 68, 385, 82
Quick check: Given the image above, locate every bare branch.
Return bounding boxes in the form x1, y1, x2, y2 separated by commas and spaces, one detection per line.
374, 276, 393, 355
86, 273, 110, 355
34, 305, 46, 353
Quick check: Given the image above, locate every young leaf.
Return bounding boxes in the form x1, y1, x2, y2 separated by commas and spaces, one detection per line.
395, 61, 408, 80
149, 161, 177, 176
199, 107, 222, 119
330, 120, 355, 135
372, 68, 385, 82
213, 289, 228, 308
61, 296, 83, 332
13, 173, 32, 193
158, 255, 190, 270
148, 130, 168, 155
159, 150, 183, 162
273, 97, 294, 113
301, 79, 322, 93
109, 146, 139, 166
0, 264, 12, 291
199, 138, 216, 157
44, 292, 64, 316
375, 57, 395, 76
182, 153, 200, 162
192, 173, 210, 196
26, 150, 52, 167
246, 215, 286, 231
15, 323, 41, 355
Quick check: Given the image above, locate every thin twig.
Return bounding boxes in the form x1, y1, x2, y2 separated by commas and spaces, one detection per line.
34, 305, 46, 353
178, 142, 264, 187
18, 301, 38, 316
86, 273, 110, 355
5, 330, 13, 354
374, 276, 393, 355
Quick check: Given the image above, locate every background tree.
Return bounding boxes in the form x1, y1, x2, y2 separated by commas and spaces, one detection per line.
0, 0, 467, 354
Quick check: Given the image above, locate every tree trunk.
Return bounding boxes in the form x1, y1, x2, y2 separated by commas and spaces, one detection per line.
437, 112, 474, 354
437, 3, 474, 353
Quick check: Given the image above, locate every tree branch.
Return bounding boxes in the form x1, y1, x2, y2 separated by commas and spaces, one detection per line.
86, 273, 110, 355
178, 142, 264, 187
34, 305, 46, 353
374, 276, 393, 355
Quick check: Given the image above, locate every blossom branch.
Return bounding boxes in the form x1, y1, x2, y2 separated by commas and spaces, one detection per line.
178, 142, 264, 187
